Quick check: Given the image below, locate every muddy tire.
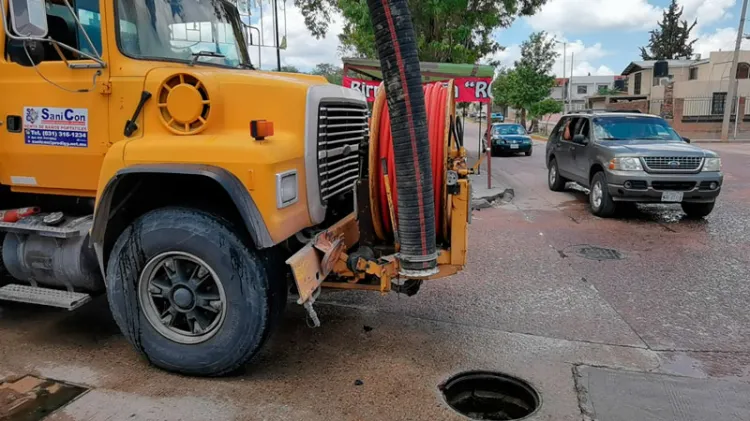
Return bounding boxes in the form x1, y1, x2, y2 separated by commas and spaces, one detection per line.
106, 207, 279, 376
547, 158, 567, 191
681, 202, 715, 218
589, 172, 617, 217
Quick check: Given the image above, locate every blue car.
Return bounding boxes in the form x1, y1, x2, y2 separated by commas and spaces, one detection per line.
491, 112, 505, 122
489, 123, 532, 156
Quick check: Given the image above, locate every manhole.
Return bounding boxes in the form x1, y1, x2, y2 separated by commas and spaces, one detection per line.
440, 371, 541, 420
0, 375, 87, 421
570, 245, 624, 261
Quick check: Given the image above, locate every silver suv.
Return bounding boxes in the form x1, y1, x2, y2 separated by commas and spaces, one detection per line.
545, 111, 723, 218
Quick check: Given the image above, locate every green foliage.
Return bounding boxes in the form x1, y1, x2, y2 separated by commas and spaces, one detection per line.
528, 98, 562, 119
493, 65, 555, 110
310, 63, 344, 85
517, 31, 558, 74
597, 86, 623, 96
640, 0, 697, 60
296, 0, 547, 63
279, 65, 301, 73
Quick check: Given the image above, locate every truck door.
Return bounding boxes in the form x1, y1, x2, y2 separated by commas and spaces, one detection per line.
572, 118, 592, 184
552, 116, 575, 180
0, 0, 108, 196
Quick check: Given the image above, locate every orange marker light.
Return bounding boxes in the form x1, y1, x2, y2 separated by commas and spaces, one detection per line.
251, 120, 274, 140
609, 159, 616, 170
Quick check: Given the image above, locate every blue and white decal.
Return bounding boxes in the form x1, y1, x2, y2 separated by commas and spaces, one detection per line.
23, 107, 88, 147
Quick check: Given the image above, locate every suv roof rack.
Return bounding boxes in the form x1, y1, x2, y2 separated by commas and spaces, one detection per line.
568, 109, 642, 115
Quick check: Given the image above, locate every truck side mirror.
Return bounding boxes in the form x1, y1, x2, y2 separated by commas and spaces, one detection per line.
682, 137, 691, 143
9, 0, 48, 37
573, 134, 588, 145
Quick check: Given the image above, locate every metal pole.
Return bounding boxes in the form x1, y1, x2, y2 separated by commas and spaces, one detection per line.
562, 43, 567, 113
722, 0, 748, 141
569, 52, 574, 110
486, 102, 492, 189
273, 0, 281, 71
477, 102, 482, 175
734, 94, 741, 138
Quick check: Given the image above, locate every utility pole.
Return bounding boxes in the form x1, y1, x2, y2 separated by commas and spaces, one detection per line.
721, 0, 748, 141
556, 41, 567, 113
569, 52, 574, 110
273, 0, 281, 71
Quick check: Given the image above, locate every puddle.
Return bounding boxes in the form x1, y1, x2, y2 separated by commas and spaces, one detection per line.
0, 375, 87, 421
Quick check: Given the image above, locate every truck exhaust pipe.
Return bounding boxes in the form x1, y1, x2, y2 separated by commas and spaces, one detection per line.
366, 0, 438, 276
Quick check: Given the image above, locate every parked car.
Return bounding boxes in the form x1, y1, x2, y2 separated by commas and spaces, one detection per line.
491, 112, 505, 122
489, 123, 533, 156
545, 111, 723, 218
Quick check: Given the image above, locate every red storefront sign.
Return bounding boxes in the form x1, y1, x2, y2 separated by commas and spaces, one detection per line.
343, 76, 492, 103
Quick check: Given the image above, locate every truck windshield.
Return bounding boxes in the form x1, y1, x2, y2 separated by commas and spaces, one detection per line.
115, 0, 250, 68
593, 116, 682, 142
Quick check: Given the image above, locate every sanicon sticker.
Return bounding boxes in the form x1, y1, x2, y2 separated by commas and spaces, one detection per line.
23, 107, 88, 148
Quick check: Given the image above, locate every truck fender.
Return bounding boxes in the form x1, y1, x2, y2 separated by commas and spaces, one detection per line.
91, 164, 274, 274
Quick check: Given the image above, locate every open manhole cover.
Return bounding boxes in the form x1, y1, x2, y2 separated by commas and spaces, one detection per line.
0, 375, 87, 421
569, 245, 624, 261
440, 371, 541, 420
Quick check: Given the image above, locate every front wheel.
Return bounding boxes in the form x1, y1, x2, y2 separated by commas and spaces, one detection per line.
681, 202, 715, 218
548, 158, 567, 191
589, 172, 617, 217
525, 148, 533, 157
106, 207, 281, 376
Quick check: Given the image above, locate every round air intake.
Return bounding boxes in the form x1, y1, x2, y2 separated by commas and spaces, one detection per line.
157, 73, 211, 135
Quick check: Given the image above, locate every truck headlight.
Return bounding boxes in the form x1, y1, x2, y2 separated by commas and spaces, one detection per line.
702, 157, 722, 172
276, 170, 298, 208
609, 157, 643, 171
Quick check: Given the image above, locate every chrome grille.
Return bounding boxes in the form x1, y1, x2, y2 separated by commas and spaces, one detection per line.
642, 156, 703, 172
317, 102, 368, 203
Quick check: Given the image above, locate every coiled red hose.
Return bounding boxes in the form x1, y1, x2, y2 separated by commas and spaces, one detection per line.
375, 82, 449, 237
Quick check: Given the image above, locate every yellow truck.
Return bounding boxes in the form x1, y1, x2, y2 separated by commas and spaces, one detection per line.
0, 0, 473, 375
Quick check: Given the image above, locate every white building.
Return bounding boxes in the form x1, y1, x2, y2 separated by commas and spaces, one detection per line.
550, 75, 626, 110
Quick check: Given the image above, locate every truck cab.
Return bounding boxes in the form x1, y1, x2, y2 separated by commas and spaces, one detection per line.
0, 0, 367, 375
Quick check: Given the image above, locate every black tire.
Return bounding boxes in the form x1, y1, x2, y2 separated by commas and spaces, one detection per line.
525, 148, 533, 157
106, 207, 279, 376
681, 202, 715, 218
548, 158, 567, 191
589, 172, 617, 217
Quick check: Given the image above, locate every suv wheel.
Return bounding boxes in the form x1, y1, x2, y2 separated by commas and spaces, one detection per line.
548, 158, 567, 191
589, 172, 617, 217
681, 202, 715, 218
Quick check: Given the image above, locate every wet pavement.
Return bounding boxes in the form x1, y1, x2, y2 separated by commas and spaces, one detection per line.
1, 123, 750, 420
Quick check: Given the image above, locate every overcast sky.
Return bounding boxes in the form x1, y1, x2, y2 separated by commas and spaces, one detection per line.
253, 0, 750, 76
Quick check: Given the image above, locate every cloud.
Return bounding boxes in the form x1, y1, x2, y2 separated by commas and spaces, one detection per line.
693, 27, 750, 59
553, 39, 612, 76
527, 0, 662, 33
678, 0, 734, 28
252, 3, 344, 71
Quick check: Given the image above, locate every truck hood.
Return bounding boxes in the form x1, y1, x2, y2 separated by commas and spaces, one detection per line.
607, 141, 717, 157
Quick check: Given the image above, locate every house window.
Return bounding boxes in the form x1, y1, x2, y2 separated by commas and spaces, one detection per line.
689, 67, 698, 80
597, 84, 609, 93
737, 63, 750, 79
577, 85, 587, 94
712, 92, 727, 115
634, 73, 642, 95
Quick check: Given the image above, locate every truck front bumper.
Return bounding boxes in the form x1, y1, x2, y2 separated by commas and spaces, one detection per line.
605, 170, 723, 203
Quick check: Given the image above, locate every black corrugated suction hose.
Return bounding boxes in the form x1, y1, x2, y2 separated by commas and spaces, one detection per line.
366, 0, 437, 274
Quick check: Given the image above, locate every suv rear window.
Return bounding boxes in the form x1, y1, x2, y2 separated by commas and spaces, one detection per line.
593, 116, 681, 142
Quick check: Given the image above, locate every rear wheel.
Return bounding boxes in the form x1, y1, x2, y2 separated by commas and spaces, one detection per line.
106, 207, 280, 376
681, 202, 715, 218
589, 172, 617, 217
548, 158, 567, 191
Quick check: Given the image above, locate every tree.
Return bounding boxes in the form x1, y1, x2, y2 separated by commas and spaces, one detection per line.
295, 0, 548, 63
528, 98, 562, 131
311, 63, 344, 85
597, 86, 623, 96
278, 65, 301, 73
517, 31, 558, 74
492, 65, 555, 128
640, 0, 697, 60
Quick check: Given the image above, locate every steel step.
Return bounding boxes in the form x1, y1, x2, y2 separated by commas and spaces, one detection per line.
0, 284, 91, 310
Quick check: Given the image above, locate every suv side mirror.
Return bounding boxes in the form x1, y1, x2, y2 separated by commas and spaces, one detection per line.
9, 0, 49, 37
682, 137, 691, 143
573, 134, 588, 145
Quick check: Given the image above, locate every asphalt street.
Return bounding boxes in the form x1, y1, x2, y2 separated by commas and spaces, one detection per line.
1, 121, 749, 420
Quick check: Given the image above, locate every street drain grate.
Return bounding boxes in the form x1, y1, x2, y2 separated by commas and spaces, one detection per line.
571, 245, 624, 261
0, 375, 87, 421
440, 371, 541, 420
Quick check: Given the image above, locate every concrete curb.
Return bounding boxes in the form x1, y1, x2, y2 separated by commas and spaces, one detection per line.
471, 188, 514, 210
